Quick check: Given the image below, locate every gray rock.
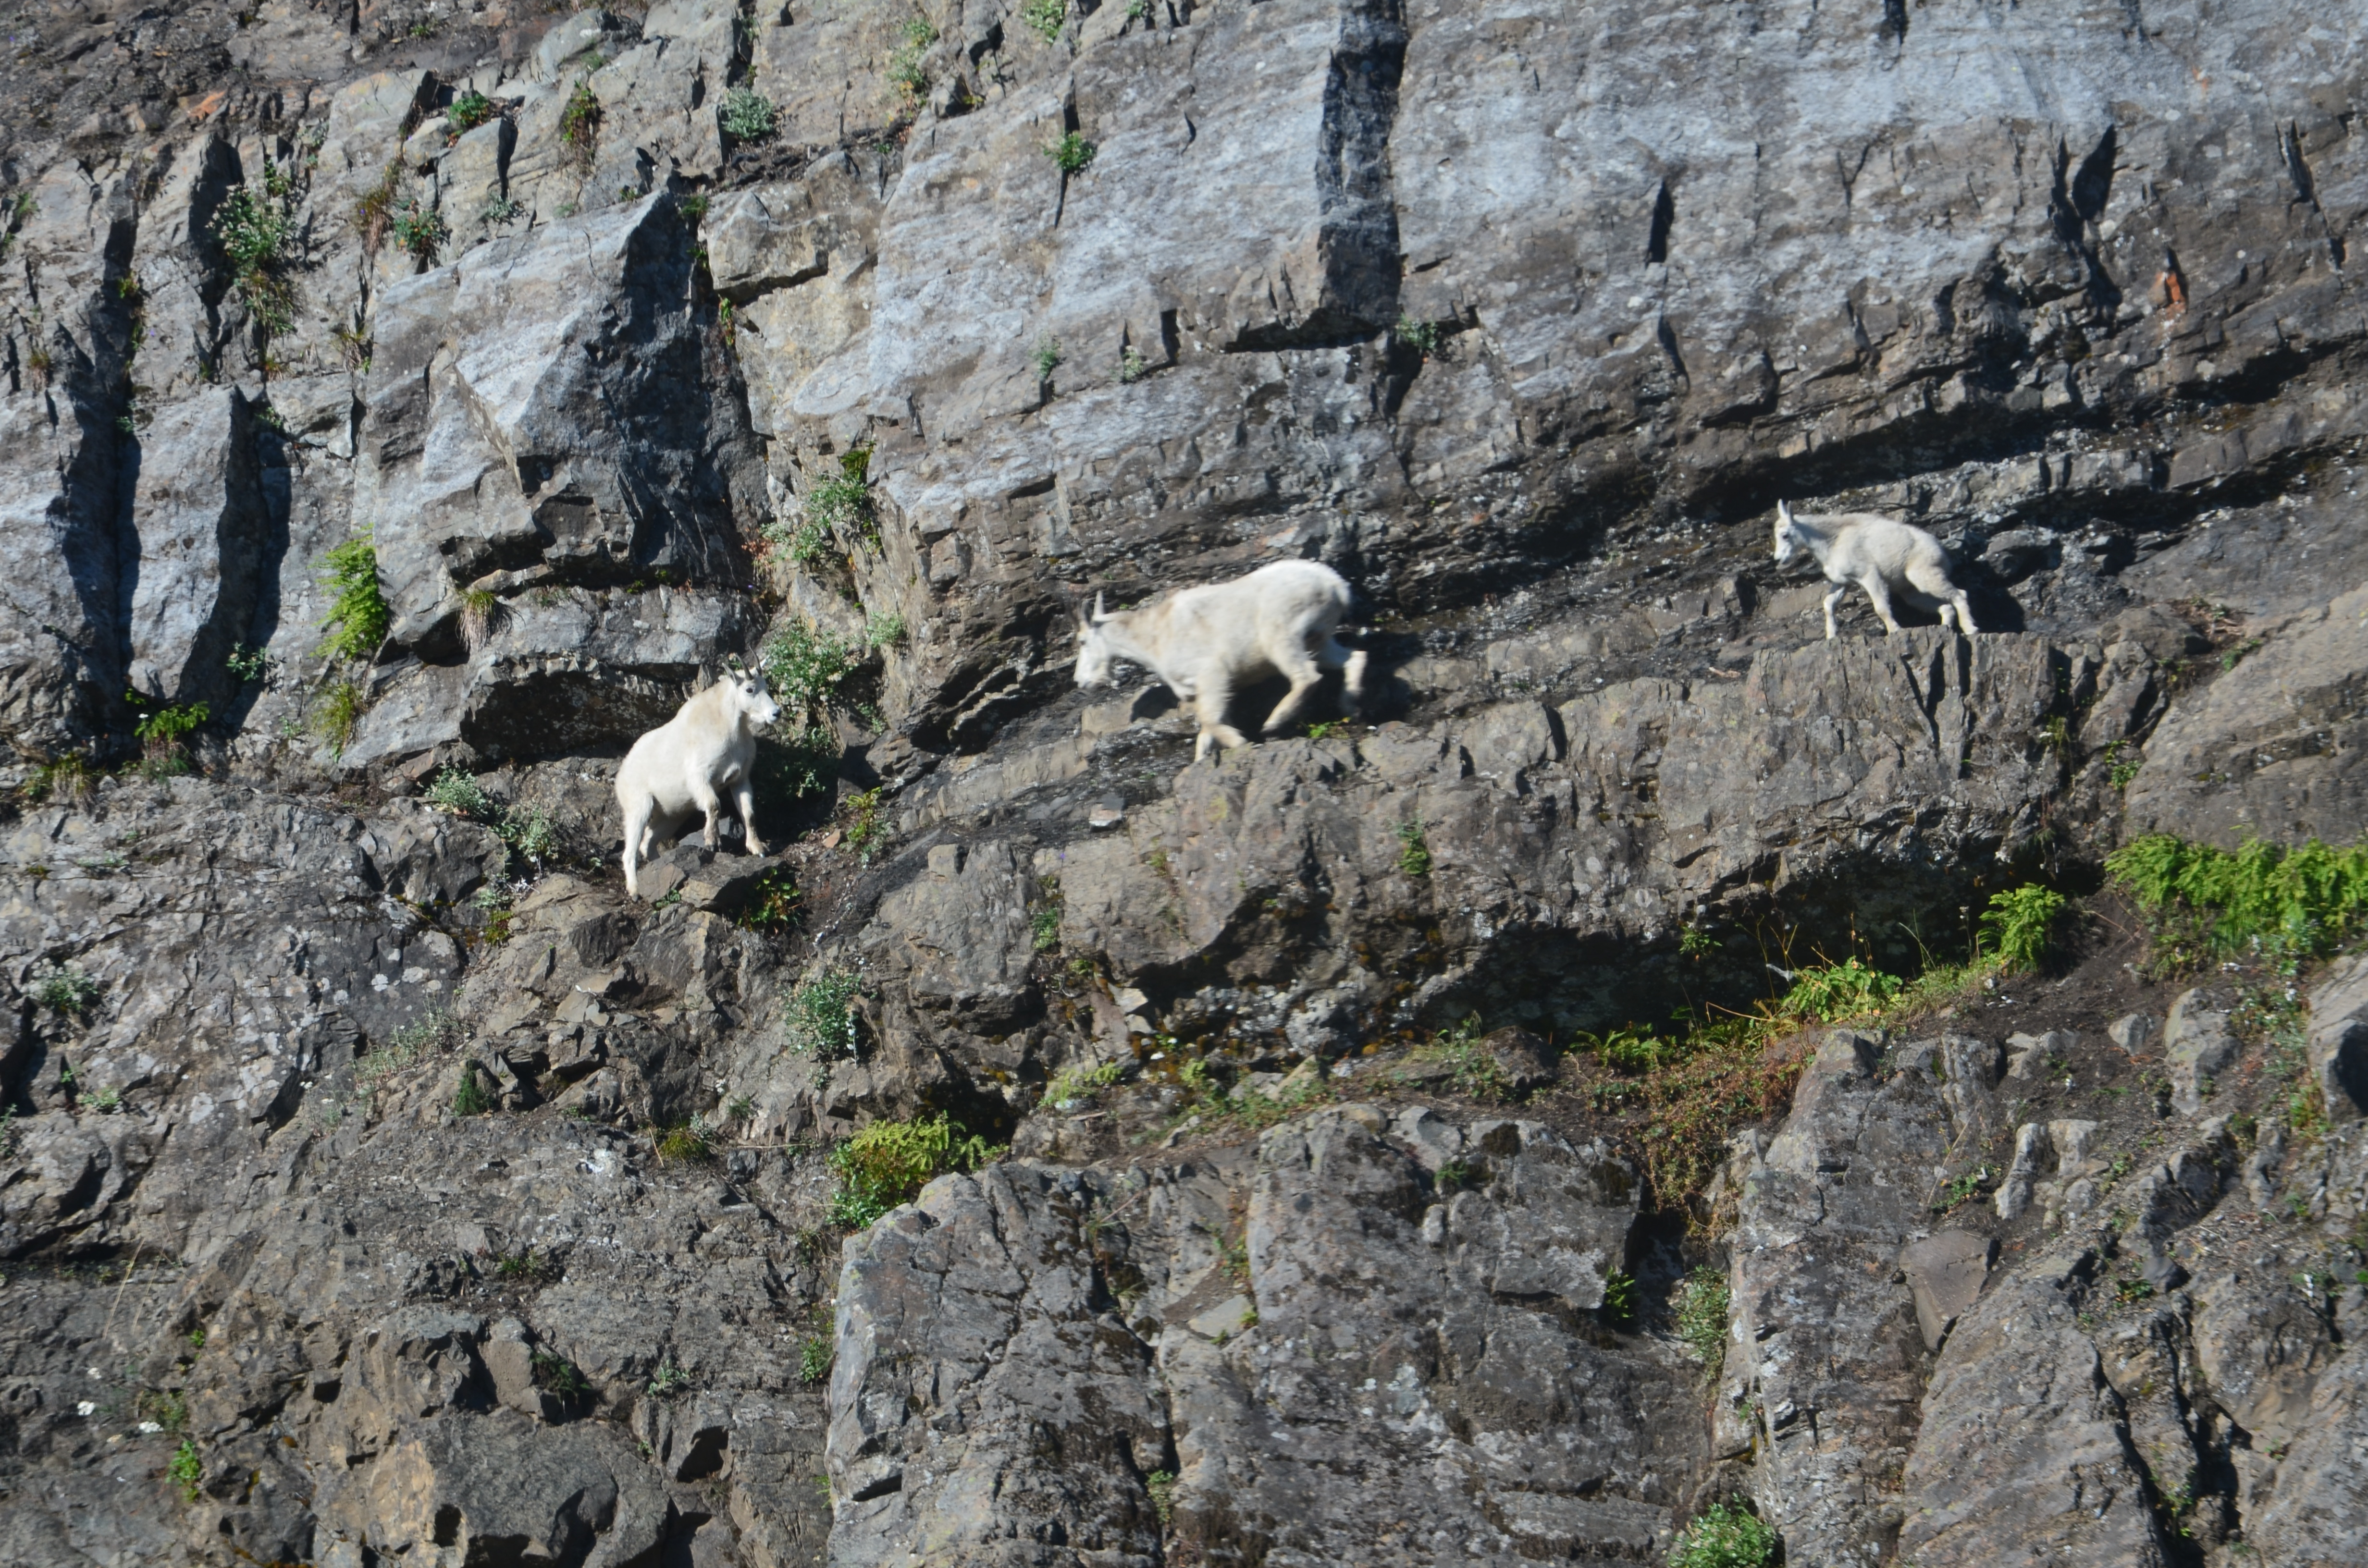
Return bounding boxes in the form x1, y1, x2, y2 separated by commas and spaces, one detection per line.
2307, 953, 2368, 1123
2106, 1012, 2160, 1058
1899, 1231, 1994, 1352
2164, 990, 2241, 1116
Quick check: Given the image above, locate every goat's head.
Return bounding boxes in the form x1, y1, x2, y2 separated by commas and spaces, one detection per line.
1072, 592, 1120, 689
1772, 500, 1803, 566
721, 661, 783, 729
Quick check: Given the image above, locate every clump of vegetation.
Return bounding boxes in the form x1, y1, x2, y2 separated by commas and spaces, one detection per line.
1032, 334, 1063, 381
647, 1360, 691, 1397
1395, 314, 1442, 355
169, 1438, 204, 1502
353, 163, 404, 252
888, 16, 937, 101
840, 786, 888, 860
21, 753, 92, 805
1395, 820, 1432, 878
446, 89, 495, 135
209, 183, 296, 336
761, 620, 861, 722
719, 86, 778, 143
560, 78, 602, 168
1145, 1469, 1176, 1528
864, 610, 908, 648
532, 1348, 592, 1399
827, 1110, 1001, 1229
319, 535, 391, 661
1046, 132, 1097, 175
656, 1119, 715, 1164
133, 701, 207, 761
1669, 1503, 1778, 1568
391, 198, 449, 266
422, 766, 492, 817
35, 965, 100, 1015
1043, 1059, 1121, 1108
1020, 0, 1068, 43
785, 968, 864, 1058
1600, 1269, 1638, 1327
1979, 883, 2065, 971
1775, 956, 1899, 1022
225, 643, 271, 683
479, 194, 525, 227
2108, 833, 2368, 964
741, 866, 803, 931
799, 1310, 835, 1383
1674, 1264, 1731, 1372
1119, 344, 1147, 383
1412, 1014, 1509, 1102
493, 1250, 550, 1282
785, 444, 877, 561
451, 1066, 495, 1118
500, 805, 558, 868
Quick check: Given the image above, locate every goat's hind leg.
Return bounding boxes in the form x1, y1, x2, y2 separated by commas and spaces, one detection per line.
1859, 573, 1905, 637
622, 796, 654, 896
1317, 634, 1368, 714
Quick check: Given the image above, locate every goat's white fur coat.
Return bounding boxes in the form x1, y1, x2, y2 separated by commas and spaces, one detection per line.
1072, 560, 1368, 759
616, 665, 783, 896
1774, 500, 1978, 639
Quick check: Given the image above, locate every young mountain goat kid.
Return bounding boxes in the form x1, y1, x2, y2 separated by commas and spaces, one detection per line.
1073, 560, 1368, 760
1773, 499, 1979, 639
616, 661, 783, 897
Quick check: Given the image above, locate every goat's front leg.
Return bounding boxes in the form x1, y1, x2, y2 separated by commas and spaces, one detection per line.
1193, 680, 1250, 760
1261, 650, 1324, 735
1822, 584, 1848, 640
1860, 574, 1904, 636
691, 780, 725, 848
735, 778, 766, 857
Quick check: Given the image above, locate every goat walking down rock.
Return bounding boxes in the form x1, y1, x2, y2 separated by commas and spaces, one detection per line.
617, 661, 783, 896
1774, 499, 1979, 639
1073, 560, 1368, 760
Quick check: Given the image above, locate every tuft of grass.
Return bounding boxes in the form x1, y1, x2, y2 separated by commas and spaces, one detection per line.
1032, 334, 1063, 381
1979, 883, 2065, 972
35, 965, 100, 1014
1669, 1503, 1778, 1568
452, 1069, 495, 1118
1046, 132, 1096, 175
353, 163, 403, 253
719, 86, 778, 142
422, 766, 492, 817
1412, 1014, 1508, 1102
21, 753, 92, 805
827, 1111, 1002, 1229
319, 536, 391, 662
865, 611, 908, 649
493, 1250, 549, 1282
1600, 1269, 1638, 1327
169, 1438, 204, 1502
1776, 956, 1899, 1022
799, 1314, 835, 1383
1675, 1264, 1730, 1373
656, 1121, 715, 1164
310, 679, 367, 756
2107, 833, 2368, 965
1396, 820, 1432, 878
1020, 0, 1067, 42
560, 78, 601, 168
785, 968, 864, 1058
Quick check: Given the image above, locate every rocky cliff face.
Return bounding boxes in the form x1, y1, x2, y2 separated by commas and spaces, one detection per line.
3, 2, 2368, 1565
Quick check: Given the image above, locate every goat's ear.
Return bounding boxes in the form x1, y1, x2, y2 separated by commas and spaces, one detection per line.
1091, 591, 1109, 623
1776, 500, 1794, 529
724, 652, 746, 673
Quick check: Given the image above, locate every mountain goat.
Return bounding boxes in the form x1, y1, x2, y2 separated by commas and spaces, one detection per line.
1773, 499, 1978, 639
1073, 560, 1368, 760
616, 660, 783, 897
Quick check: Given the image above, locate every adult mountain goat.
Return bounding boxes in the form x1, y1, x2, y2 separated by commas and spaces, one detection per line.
1773, 499, 1979, 639
616, 660, 783, 897
1073, 560, 1368, 760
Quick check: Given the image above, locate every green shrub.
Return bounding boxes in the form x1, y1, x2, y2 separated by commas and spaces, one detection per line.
1777, 956, 1899, 1022
1145, 1469, 1176, 1527
391, 199, 449, 265
169, 1438, 204, 1501
656, 1121, 714, 1164
719, 86, 778, 142
35, 965, 100, 1014
209, 184, 296, 335
1031, 903, 1062, 952
1395, 314, 1442, 355
2107, 833, 2368, 962
799, 1320, 834, 1383
452, 1068, 495, 1117
741, 866, 803, 931
1119, 344, 1147, 383
762, 621, 861, 721
447, 90, 495, 134
1020, 0, 1067, 42
1032, 334, 1062, 380
319, 536, 391, 661
1674, 1264, 1730, 1372
1396, 820, 1431, 878
224, 643, 271, 683
133, 702, 207, 757
1668, 1503, 1778, 1568
1979, 883, 2066, 971
647, 1360, 691, 1396
421, 766, 491, 817
785, 968, 864, 1058
1046, 132, 1096, 175
560, 78, 601, 166
840, 786, 888, 860
865, 611, 908, 648
1043, 1059, 1121, 1107
310, 679, 367, 756
826, 1111, 1000, 1229
1600, 1269, 1638, 1327
888, 17, 936, 100
499, 805, 558, 866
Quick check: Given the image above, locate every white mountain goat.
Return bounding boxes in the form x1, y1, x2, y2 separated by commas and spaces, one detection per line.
1072, 560, 1368, 760
616, 659, 783, 897
1773, 499, 1978, 639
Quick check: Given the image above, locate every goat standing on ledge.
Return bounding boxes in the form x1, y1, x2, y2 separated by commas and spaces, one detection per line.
617, 659, 783, 897
1773, 499, 1978, 639
1073, 560, 1368, 760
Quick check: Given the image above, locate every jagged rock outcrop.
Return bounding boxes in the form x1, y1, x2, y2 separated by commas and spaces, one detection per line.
3, 0, 2368, 1564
